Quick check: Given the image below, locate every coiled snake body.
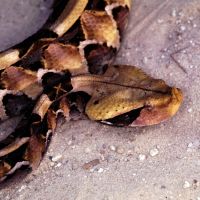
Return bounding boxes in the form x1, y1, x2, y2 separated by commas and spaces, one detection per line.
0, 0, 183, 181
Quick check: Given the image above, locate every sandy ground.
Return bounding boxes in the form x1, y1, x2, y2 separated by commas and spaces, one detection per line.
0, 0, 200, 199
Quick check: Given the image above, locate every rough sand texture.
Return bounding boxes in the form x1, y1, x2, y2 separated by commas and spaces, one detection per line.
0, 0, 200, 199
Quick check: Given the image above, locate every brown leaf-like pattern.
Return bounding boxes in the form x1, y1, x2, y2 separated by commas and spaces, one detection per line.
0, 49, 20, 70
50, 0, 88, 36
43, 43, 87, 75
1, 66, 43, 99
0, 137, 29, 157
0, 0, 184, 182
81, 11, 120, 48
25, 133, 45, 170
0, 162, 11, 178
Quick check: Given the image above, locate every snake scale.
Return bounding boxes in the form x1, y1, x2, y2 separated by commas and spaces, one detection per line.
0, 0, 183, 181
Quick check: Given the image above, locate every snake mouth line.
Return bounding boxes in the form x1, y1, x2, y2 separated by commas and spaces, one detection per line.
71, 76, 171, 94
103, 107, 144, 127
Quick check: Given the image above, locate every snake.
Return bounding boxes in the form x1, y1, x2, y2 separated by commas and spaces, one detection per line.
0, 0, 183, 181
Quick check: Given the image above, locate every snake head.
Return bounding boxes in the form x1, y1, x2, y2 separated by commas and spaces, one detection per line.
71, 65, 183, 126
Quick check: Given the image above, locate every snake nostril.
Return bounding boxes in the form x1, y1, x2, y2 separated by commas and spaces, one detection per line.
93, 100, 99, 105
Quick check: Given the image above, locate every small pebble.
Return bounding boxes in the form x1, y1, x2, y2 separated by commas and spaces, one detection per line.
82, 159, 100, 170
171, 9, 177, 17
109, 145, 116, 151
183, 181, 191, 189
116, 146, 125, 154
89, 168, 95, 173
100, 154, 105, 161
178, 35, 182, 40
176, 19, 181, 25
180, 25, 186, 31
18, 185, 27, 193
193, 24, 197, 28
127, 149, 134, 156
138, 154, 146, 161
188, 108, 193, 113
51, 154, 62, 162
149, 148, 159, 157
50, 162, 55, 167
187, 142, 193, 148
161, 54, 165, 59
98, 168, 104, 173
157, 19, 164, 24
84, 147, 91, 154
55, 162, 62, 168
143, 57, 148, 64
123, 158, 129, 162
178, 11, 184, 17
189, 40, 195, 46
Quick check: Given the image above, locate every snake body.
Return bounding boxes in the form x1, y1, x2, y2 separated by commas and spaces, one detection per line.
0, 0, 183, 181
